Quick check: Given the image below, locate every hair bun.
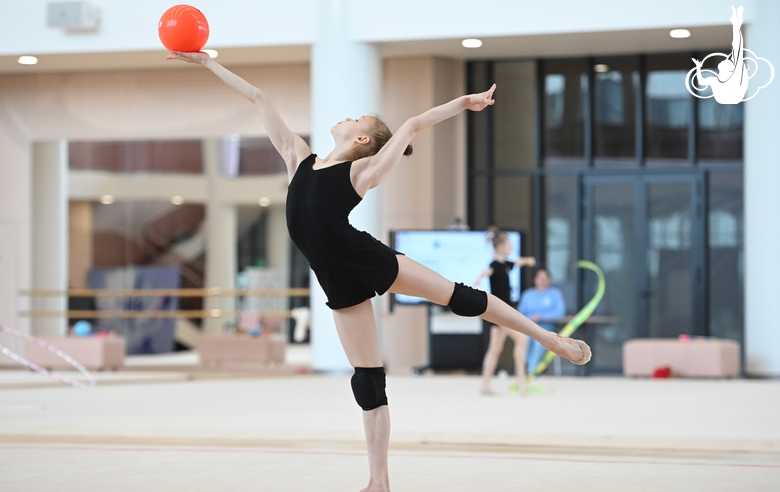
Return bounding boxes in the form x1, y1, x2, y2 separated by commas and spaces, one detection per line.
403, 144, 413, 156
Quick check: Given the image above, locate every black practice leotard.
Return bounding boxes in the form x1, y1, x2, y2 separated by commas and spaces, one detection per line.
286, 154, 403, 309
287, 154, 362, 264
488, 260, 514, 306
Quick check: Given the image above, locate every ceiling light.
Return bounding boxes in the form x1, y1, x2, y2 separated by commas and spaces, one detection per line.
171, 195, 184, 205
100, 195, 115, 205
594, 64, 610, 72
669, 29, 691, 39
17, 56, 38, 65
461, 38, 483, 49
258, 197, 271, 207
202, 49, 218, 58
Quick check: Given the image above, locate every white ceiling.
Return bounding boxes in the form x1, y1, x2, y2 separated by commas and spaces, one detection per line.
0, 25, 732, 75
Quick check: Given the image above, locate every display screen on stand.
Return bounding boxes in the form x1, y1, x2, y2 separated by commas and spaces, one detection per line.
391, 230, 523, 306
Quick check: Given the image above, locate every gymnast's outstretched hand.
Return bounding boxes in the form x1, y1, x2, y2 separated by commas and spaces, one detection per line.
465, 83, 496, 111
165, 49, 311, 177
166, 50, 210, 64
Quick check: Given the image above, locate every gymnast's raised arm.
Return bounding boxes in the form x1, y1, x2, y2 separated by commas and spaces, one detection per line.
167, 51, 311, 180
357, 84, 496, 191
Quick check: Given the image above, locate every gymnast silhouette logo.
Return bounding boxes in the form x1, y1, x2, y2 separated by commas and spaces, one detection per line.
685, 5, 774, 104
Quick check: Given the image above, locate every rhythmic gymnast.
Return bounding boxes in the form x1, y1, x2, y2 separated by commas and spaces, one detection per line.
472, 227, 535, 396
168, 51, 591, 492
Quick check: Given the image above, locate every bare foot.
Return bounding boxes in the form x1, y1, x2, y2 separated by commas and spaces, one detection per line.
360, 481, 390, 492
549, 335, 591, 365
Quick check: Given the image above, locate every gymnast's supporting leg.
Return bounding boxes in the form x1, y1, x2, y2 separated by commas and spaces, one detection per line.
389, 255, 590, 364
332, 300, 390, 492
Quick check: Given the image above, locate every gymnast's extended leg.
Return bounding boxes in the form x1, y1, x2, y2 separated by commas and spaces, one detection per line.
332, 299, 390, 492
389, 255, 590, 364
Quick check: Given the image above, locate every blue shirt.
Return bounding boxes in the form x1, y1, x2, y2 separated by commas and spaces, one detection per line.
518, 287, 565, 331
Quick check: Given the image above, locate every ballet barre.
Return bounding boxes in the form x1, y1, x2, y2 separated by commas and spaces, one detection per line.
19, 288, 311, 297
18, 288, 310, 319
20, 310, 294, 319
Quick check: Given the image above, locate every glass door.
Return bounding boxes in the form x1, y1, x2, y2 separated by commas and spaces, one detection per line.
643, 177, 706, 338
583, 176, 640, 372
583, 173, 704, 372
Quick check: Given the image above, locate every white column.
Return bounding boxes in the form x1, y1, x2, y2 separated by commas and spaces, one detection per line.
745, 0, 780, 376
31, 140, 68, 337
310, 0, 382, 372
203, 139, 237, 334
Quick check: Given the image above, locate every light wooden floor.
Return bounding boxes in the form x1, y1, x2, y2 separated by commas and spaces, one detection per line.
1, 373, 778, 491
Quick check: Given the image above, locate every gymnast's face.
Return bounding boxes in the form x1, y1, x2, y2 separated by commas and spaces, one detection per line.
331, 116, 375, 143
496, 238, 512, 256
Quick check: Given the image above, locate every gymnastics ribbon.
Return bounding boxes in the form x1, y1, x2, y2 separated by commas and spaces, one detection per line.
527, 260, 605, 381
0, 325, 96, 388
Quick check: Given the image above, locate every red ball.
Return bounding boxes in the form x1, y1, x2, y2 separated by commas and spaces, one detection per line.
158, 4, 209, 52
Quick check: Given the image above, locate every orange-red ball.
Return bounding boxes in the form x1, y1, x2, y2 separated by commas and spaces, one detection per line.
158, 4, 209, 52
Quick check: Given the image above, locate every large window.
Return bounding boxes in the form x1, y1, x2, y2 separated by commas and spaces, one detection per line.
543, 59, 587, 168
645, 55, 692, 166
468, 52, 744, 372
593, 57, 638, 167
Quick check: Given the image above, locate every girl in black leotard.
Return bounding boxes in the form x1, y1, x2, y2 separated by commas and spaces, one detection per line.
169, 50, 591, 492
473, 228, 535, 396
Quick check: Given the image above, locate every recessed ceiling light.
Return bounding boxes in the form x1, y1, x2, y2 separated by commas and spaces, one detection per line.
462, 38, 483, 49
171, 195, 184, 205
258, 197, 271, 207
670, 29, 691, 39
100, 195, 115, 205
594, 64, 610, 73
202, 49, 218, 58
17, 56, 38, 65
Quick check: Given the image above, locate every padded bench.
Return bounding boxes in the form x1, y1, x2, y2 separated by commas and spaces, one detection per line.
623, 338, 740, 377
198, 334, 286, 367
24, 336, 126, 371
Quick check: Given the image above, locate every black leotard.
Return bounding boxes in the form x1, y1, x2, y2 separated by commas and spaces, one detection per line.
286, 154, 402, 309
286, 154, 362, 265
488, 259, 514, 305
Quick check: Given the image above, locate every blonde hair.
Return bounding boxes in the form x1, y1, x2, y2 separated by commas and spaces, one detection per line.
486, 226, 509, 249
352, 116, 414, 160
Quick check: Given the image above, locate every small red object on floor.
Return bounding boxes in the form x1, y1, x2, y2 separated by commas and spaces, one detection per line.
652, 366, 673, 378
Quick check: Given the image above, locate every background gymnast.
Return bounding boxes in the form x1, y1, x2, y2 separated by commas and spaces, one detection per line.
473, 227, 536, 396
168, 50, 591, 492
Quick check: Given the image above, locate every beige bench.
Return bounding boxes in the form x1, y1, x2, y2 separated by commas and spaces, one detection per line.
24, 336, 126, 371
198, 334, 286, 367
623, 338, 740, 377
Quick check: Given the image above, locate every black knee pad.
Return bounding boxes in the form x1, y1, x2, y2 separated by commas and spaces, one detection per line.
351, 367, 388, 411
447, 282, 488, 317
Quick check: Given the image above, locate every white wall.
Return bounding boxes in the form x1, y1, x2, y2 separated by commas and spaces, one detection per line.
350, 0, 751, 41
744, 0, 780, 377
